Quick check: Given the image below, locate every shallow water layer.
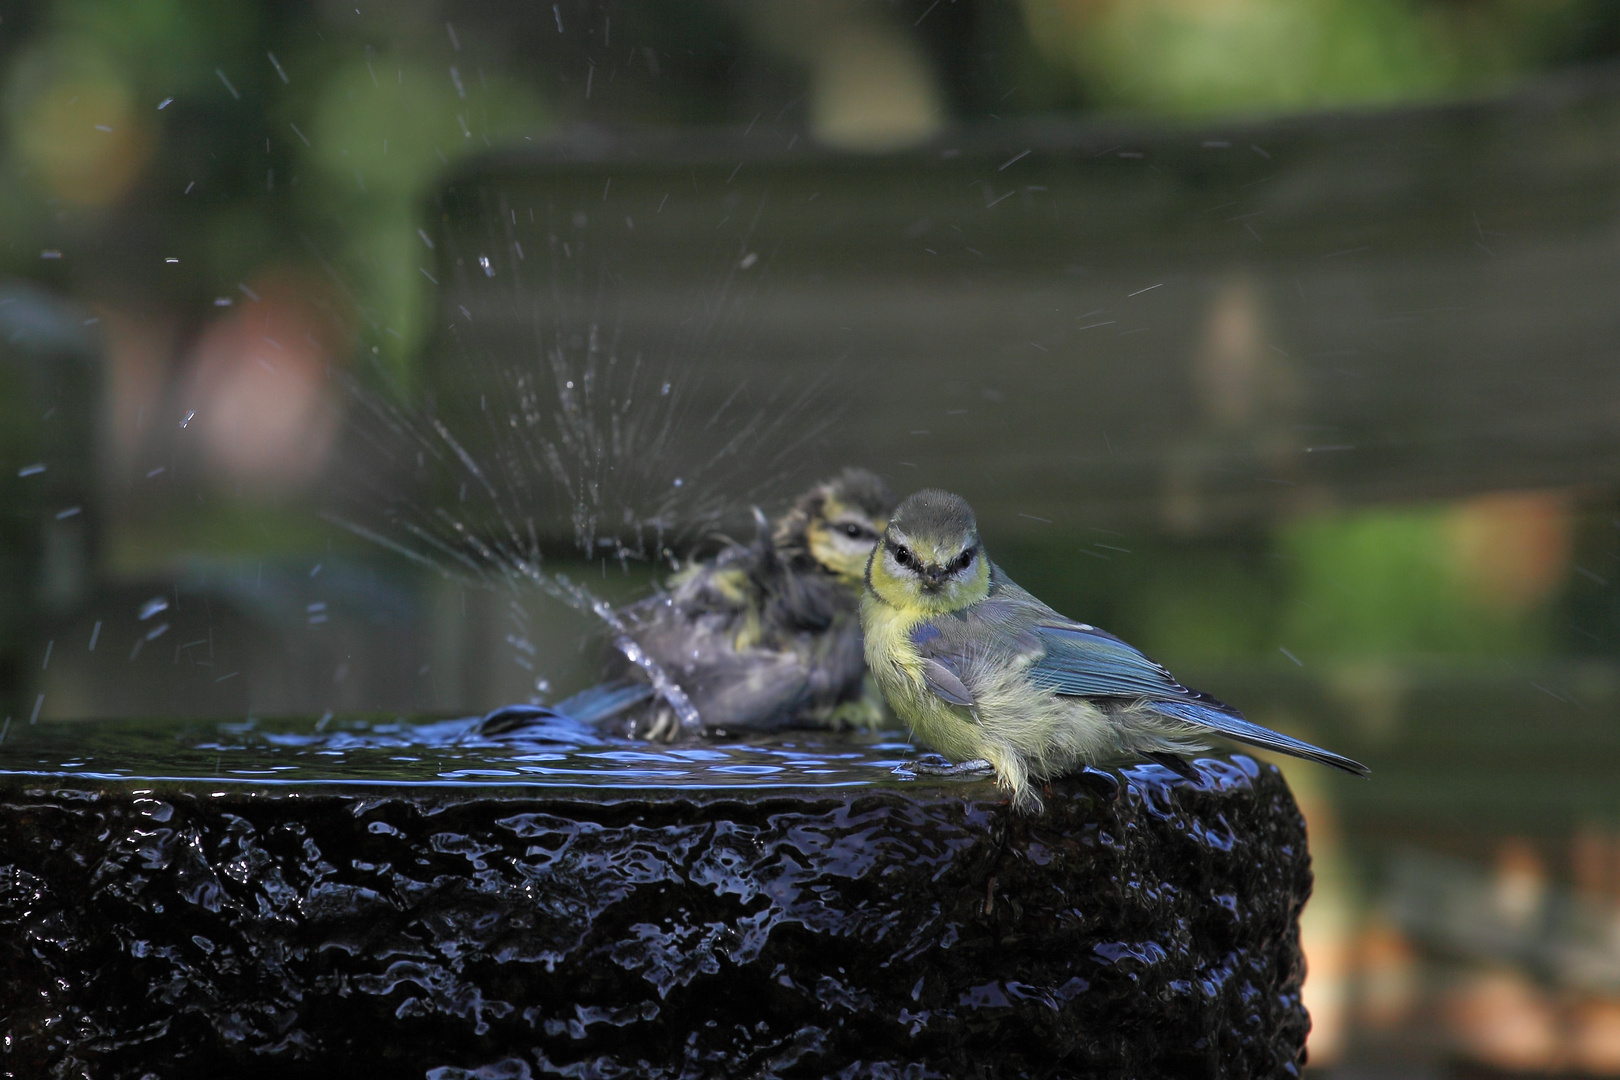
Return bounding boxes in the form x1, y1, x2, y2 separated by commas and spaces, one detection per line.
0, 714, 938, 792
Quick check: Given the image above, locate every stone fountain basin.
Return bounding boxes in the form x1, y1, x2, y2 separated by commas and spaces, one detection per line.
0, 715, 1312, 1078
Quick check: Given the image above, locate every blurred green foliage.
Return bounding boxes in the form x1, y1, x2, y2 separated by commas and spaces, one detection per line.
1279, 504, 1553, 658
998, 497, 1560, 671
0, 0, 550, 384
1019, 0, 1617, 116
998, 535, 1287, 667
48, 0, 261, 98
294, 55, 546, 383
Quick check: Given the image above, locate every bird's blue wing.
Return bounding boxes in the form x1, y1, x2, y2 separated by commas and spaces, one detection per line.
1027, 622, 1202, 702
1030, 622, 1370, 776
907, 590, 1370, 776
907, 620, 990, 709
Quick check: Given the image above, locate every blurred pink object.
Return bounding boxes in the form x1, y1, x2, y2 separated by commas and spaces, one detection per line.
183, 272, 352, 495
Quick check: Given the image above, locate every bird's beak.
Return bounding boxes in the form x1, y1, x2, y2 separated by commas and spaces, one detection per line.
920, 565, 948, 591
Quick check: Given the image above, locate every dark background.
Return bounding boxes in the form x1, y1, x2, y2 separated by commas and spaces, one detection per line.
6, 0, 1620, 1072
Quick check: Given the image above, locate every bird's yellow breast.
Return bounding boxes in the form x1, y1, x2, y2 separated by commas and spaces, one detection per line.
860, 593, 925, 685
860, 593, 989, 764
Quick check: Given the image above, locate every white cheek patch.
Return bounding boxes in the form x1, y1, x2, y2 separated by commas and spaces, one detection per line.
830, 531, 873, 556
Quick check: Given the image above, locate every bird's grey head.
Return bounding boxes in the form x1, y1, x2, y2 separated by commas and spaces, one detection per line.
777, 467, 895, 582
869, 489, 988, 609
824, 468, 893, 523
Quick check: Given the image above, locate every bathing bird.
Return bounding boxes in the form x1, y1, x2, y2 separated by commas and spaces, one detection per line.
861, 489, 1368, 811
482, 468, 894, 740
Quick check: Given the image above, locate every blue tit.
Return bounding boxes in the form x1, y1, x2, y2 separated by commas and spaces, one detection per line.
861, 489, 1368, 811
482, 468, 894, 740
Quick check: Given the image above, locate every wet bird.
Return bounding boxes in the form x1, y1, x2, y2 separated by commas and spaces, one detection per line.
861, 489, 1368, 811
482, 468, 895, 740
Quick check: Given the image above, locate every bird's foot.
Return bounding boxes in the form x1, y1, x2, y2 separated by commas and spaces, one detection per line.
897, 754, 995, 779
638, 707, 684, 743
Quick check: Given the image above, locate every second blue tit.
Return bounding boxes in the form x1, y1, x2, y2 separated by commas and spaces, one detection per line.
862, 489, 1368, 811
484, 468, 895, 740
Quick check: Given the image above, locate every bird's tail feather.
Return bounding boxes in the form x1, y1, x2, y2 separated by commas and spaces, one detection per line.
554, 681, 657, 724
1151, 699, 1369, 777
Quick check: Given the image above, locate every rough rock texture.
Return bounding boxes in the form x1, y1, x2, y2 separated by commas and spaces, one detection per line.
0, 750, 1311, 1078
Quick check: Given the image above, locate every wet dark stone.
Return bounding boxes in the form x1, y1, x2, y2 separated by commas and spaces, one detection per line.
0, 718, 1312, 1078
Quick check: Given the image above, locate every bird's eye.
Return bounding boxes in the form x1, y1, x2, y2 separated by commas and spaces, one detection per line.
892, 544, 915, 569
951, 546, 976, 572
840, 523, 868, 540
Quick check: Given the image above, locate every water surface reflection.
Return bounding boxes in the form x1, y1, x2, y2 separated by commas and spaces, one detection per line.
0, 714, 935, 792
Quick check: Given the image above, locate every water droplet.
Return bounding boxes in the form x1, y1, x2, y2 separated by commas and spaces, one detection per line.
479, 255, 493, 277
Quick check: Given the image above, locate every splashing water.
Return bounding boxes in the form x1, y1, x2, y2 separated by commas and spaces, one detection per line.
327, 213, 842, 731
517, 564, 702, 737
